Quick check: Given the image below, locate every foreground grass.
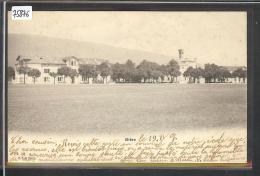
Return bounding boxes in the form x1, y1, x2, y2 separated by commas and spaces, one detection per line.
8, 84, 247, 135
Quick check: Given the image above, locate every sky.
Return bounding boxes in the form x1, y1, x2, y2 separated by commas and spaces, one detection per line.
8, 11, 247, 66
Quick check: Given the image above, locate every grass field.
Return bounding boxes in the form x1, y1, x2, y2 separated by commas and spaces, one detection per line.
8, 84, 247, 135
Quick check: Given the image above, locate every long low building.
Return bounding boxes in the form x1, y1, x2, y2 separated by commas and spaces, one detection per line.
13, 55, 111, 84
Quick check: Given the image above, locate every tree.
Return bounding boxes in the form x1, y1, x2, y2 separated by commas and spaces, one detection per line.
57, 66, 73, 83
211, 64, 220, 83
78, 64, 96, 83
28, 69, 41, 84
91, 66, 99, 83
111, 63, 125, 83
136, 60, 150, 83
183, 67, 194, 83
151, 70, 162, 83
97, 62, 112, 84
184, 67, 205, 83
167, 59, 181, 83
137, 60, 160, 83
203, 64, 235, 83
124, 59, 136, 83
232, 68, 247, 83
218, 67, 231, 83
131, 68, 143, 83
193, 67, 204, 83
204, 64, 219, 83
158, 65, 168, 83
49, 72, 58, 84
69, 69, 78, 84
8, 66, 15, 82
204, 64, 212, 83
58, 66, 78, 83
16, 66, 31, 84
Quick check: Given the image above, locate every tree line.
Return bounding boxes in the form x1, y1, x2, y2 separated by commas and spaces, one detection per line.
184, 64, 247, 83
8, 59, 247, 84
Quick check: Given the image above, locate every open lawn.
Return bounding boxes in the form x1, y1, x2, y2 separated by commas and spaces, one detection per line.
8, 84, 247, 135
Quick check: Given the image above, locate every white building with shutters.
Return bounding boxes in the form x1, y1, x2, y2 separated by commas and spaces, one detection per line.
13, 55, 109, 84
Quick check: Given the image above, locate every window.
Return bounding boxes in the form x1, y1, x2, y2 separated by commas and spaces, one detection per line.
44, 69, 50, 73
44, 77, 50, 82
58, 77, 62, 82
82, 77, 87, 82
71, 60, 77, 66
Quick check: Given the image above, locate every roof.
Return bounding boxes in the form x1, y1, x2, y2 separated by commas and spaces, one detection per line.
78, 58, 108, 65
222, 66, 247, 72
60, 56, 108, 65
16, 55, 108, 66
16, 55, 65, 65
62, 56, 79, 62
176, 57, 197, 65
180, 58, 196, 62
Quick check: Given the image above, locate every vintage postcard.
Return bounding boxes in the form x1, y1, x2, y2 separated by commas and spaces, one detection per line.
7, 11, 247, 165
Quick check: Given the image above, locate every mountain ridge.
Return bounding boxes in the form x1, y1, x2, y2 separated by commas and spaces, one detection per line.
8, 33, 174, 67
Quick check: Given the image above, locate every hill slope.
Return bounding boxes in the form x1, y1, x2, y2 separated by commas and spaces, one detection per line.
8, 34, 173, 66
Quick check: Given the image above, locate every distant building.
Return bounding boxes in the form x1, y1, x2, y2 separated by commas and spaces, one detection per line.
174, 50, 247, 84
175, 49, 205, 84
14, 55, 111, 84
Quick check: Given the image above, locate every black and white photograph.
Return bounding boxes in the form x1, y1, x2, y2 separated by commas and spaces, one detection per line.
7, 11, 248, 165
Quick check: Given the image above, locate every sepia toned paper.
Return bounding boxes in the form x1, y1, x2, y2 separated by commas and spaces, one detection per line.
7, 11, 247, 165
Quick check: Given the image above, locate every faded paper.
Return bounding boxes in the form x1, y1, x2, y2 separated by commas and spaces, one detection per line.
7, 11, 247, 165
8, 129, 247, 163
